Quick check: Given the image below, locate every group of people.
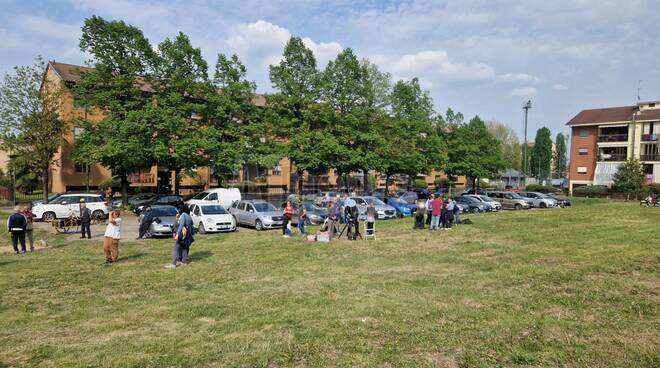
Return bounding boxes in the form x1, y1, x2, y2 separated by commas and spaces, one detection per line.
414, 194, 459, 230
322, 195, 374, 241
642, 194, 659, 207
7, 205, 35, 254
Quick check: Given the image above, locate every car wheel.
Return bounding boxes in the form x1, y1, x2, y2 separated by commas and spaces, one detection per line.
198, 222, 206, 234
255, 219, 263, 231
540, 202, 547, 208
514, 204, 522, 211
42, 212, 56, 221
396, 210, 403, 218
144, 231, 152, 239
92, 210, 104, 220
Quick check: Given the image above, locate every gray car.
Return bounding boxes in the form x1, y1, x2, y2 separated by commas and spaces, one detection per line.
139, 205, 179, 238
350, 196, 397, 220
229, 200, 284, 230
292, 202, 328, 225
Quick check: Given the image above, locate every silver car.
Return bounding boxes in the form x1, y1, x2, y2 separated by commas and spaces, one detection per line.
519, 192, 557, 208
229, 200, 284, 231
465, 195, 502, 211
350, 196, 397, 220
292, 202, 328, 225
139, 205, 179, 237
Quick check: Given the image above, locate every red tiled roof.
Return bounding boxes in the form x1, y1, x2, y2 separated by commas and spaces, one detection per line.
566, 106, 635, 126
49, 61, 94, 82
636, 109, 660, 121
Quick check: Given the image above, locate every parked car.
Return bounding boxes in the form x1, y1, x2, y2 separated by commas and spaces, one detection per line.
399, 191, 418, 204
463, 188, 488, 195
292, 202, 328, 225
139, 205, 178, 238
229, 200, 284, 230
351, 196, 397, 219
314, 191, 341, 206
385, 197, 416, 217
32, 193, 63, 207
486, 191, 531, 210
412, 188, 430, 200
33, 193, 109, 221
301, 190, 322, 201
519, 192, 557, 208
454, 196, 488, 212
463, 194, 502, 211
134, 195, 185, 215
189, 203, 237, 233
112, 192, 158, 209
545, 193, 571, 207
185, 188, 241, 209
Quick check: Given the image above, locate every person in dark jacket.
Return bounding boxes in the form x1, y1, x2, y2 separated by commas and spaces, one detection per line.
7, 206, 27, 254
80, 203, 92, 239
137, 206, 153, 239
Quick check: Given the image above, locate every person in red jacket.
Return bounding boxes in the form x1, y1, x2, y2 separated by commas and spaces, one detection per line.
430, 195, 443, 230
283, 201, 294, 237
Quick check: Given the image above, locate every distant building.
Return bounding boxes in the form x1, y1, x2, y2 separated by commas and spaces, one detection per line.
566, 101, 660, 193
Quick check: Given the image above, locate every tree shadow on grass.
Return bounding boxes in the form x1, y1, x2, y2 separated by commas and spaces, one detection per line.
189, 250, 213, 262
118, 252, 148, 262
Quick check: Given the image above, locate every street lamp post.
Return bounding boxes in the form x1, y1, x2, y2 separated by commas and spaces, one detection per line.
522, 100, 532, 183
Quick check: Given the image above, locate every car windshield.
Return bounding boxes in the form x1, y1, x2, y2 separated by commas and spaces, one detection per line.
509, 192, 524, 199
461, 196, 479, 203
201, 205, 227, 215
388, 198, 405, 205
478, 196, 494, 202
192, 192, 209, 200
364, 197, 385, 205
253, 202, 277, 212
151, 207, 178, 217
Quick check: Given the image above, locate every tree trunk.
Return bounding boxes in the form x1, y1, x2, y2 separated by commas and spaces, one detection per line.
120, 172, 129, 206
297, 170, 304, 195
385, 173, 390, 195
173, 169, 180, 195
42, 164, 49, 204
363, 170, 369, 194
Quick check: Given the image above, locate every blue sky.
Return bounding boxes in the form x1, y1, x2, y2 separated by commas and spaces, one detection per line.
1, 0, 659, 140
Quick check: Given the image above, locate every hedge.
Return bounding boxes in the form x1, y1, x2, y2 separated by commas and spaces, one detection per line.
573, 185, 609, 194
524, 184, 555, 193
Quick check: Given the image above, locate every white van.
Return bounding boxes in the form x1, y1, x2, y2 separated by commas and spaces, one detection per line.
185, 188, 241, 209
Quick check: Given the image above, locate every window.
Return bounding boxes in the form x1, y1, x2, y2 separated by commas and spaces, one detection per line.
207, 193, 218, 201
193, 206, 200, 216
577, 166, 588, 174
75, 162, 89, 173
578, 129, 589, 137
649, 103, 656, 108
239, 202, 247, 211
578, 148, 588, 155
272, 165, 282, 176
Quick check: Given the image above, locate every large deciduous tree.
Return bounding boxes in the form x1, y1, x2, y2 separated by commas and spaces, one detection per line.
73, 16, 157, 205
529, 127, 553, 181
446, 116, 505, 188
0, 57, 67, 203
486, 120, 522, 170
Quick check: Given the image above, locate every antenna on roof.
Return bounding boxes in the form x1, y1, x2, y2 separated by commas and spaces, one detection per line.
637, 80, 642, 102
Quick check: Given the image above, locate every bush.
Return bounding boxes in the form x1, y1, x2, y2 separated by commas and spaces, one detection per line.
573, 185, 609, 194
643, 183, 660, 194
525, 184, 555, 193
412, 179, 428, 189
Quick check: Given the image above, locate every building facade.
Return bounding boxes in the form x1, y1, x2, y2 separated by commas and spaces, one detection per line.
566, 101, 660, 193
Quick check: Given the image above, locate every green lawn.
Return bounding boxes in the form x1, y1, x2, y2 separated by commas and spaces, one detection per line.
0, 200, 658, 367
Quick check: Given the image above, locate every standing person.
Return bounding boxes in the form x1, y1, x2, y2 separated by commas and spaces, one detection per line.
452, 198, 461, 225
283, 201, 294, 237
440, 199, 448, 228
79, 203, 92, 239
7, 206, 27, 254
430, 195, 443, 230
103, 210, 122, 264
425, 194, 434, 226
166, 206, 194, 269
366, 202, 377, 232
444, 198, 455, 230
414, 200, 425, 229
137, 206, 153, 240
22, 205, 35, 252
297, 203, 307, 237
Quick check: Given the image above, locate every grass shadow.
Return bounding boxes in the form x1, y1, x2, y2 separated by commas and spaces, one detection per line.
119, 252, 148, 262
189, 250, 213, 261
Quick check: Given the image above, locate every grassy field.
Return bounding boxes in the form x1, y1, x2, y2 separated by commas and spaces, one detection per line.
0, 200, 658, 367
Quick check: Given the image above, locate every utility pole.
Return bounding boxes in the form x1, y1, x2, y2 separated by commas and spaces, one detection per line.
522, 100, 532, 183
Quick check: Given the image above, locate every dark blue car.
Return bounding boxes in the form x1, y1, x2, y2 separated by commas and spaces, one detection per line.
385, 197, 417, 217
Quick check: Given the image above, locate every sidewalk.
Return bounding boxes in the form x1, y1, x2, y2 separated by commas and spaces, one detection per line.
33, 216, 142, 242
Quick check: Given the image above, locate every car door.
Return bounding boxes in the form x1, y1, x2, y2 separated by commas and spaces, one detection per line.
190, 205, 201, 226
246, 203, 258, 225
235, 202, 247, 224
207, 192, 218, 203
62, 196, 81, 217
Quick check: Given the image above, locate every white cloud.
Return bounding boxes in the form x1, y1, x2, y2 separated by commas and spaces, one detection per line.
15, 15, 80, 41
509, 87, 537, 97
552, 83, 568, 90
499, 73, 544, 83
226, 20, 342, 71
384, 50, 495, 86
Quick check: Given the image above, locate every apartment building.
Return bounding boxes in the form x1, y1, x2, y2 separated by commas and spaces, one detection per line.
566, 101, 660, 193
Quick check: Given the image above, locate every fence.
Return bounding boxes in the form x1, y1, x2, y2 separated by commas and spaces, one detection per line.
0, 188, 46, 205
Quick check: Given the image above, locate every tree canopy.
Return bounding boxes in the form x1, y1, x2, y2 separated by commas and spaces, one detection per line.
529, 127, 553, 181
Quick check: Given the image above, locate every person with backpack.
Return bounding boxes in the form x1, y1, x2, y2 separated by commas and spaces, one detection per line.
7, 206, 27, 254
165, 205, 194, 269
80, 203, 92, 239
22, 204, 35, 252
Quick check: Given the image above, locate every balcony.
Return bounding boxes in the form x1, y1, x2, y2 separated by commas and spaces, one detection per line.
129, 172, 155, 184
641, 154, 660, 161
598, 134, 628, 142
599, 153, 627, 162
641, 133, 658, 142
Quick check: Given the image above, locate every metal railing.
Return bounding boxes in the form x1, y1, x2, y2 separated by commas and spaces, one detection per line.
641, 154, 660, 161
598, 154, 627, 161
598, 134, 628, 142
641, 134, 658, 142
